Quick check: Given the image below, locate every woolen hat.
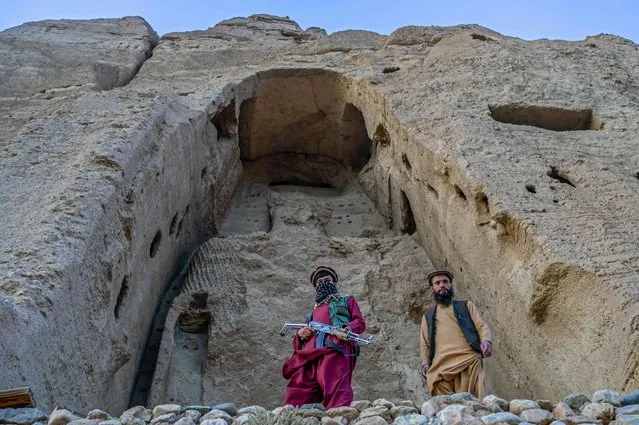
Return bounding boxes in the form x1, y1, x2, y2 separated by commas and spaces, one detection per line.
426, 269, 454, 286
310, 266, 338, 286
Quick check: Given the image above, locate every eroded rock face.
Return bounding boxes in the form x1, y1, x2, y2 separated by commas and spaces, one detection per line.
147, 182, 432, 408
1, 13, 639, 413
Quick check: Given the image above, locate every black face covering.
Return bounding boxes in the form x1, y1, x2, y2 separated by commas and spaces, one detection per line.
315, 280, 340, 304
433, 287, 454, 306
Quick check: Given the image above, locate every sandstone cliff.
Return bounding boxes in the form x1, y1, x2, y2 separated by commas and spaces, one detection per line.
1, 14, 638, 413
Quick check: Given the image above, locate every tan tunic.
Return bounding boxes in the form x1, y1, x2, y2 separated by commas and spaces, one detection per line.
420, 301, 492, 398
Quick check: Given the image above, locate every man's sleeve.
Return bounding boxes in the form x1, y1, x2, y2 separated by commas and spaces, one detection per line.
346, 297, 366, 334
420, 315, 430, 366
468, 301, 492, 343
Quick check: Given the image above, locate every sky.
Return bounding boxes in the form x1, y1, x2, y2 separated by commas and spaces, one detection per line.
1, 0, 638, 44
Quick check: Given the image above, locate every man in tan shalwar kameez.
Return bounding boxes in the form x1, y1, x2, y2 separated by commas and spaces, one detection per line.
419, 270, 493, 398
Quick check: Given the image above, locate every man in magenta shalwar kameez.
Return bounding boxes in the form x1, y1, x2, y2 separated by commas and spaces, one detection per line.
282, 266, 366, 408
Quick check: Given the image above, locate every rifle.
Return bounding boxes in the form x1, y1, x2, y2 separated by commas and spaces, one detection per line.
280, 320, 374, 345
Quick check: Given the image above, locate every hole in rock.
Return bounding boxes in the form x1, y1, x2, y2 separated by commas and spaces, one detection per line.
238, 72, 372, 189
149, 231, 162, 258
177, 310, 211, 334
489, 104, 604, 131
547, 166, 576, 187
526, 184, 537, 193
402, 154, 412, 172
476, 192, 490, 216
454, 185, 467, 200
169, 213, 178, 235
427, 184, 439, 199
400, 191, 417, 235
176, 218, 184, 238
188, 292, 208, 309
211, 100, 237, 140
114, 276, 129, 319
471, 33, 495, 42
373, 123, 391, 146
635, 172, 639, 180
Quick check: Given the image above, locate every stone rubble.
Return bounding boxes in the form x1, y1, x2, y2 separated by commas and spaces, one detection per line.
2, 391, 639, 425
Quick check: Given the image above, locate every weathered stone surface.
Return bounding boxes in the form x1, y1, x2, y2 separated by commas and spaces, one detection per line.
611, 415, 639, 425
212, 406, 238, 417
48, 410, 76, 425
298, 409, 328, 419
182, 408, 210, 416
391, 407, 420, 419
593, 392, 621, 407
272, 406, 295, 416
437, 405, 483, 425
487, 404, 503, 414
238, 406, 268, 416
119, 418, 145, 425
231, 415, 252, 425
565, 395, 591, 411
519, 409, 553, 425
99, 421, 122, 425
301, 405, 325, 411
400, 402, 417, 409
510, 401, 541, 415
121, 407, 152, 423
327, 407, 360, 421
0, 16, 162, 414
422, 400, 441, 417
154, 406, 182, 418
352, 402, 373, 413
320, 416, 350, 425
451, 393, 479, 403
617, 407, 639, 416
432, 397, 452, 406
581, 403, 615, 424
321, 417, 346, 425
68, 421, 98, 425
173, 419, 195, 425
201, 420, 229, 425
360, 407, 392, 423
88, 411, 113, 422
374, 399, 395, 409
303, 418, 321, 425
354, 417, 388, 425
554, 404, 576, 420
0, 408, 49, 425
563, 416, 601, 425
150, 413, 177, 425
180, 411, 201, 423
200, 410, 234, 425
393, 414, 436, 425
481, 412, 522, 425
484, 397, 509, 412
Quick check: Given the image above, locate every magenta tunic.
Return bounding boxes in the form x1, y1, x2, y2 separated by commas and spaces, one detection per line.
282, 297, 366, 408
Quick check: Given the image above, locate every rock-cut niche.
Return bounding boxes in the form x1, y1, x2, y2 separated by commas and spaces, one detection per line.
238, 69, 372, 188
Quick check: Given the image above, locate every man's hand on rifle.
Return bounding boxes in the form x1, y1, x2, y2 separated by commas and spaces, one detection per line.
297, 326, 314, 341
330, 326, 351, 341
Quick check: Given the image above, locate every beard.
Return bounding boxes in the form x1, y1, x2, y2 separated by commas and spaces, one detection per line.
433, 287, 454, 306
